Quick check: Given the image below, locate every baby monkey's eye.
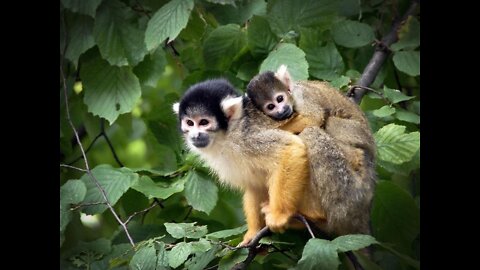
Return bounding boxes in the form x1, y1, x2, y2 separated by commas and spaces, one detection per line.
187, 120, 194, 126
267, 104, 275, 110
277, 95, 284, 103
199, 119, 209, 126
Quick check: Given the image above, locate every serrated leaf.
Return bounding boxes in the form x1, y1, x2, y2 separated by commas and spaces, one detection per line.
190, 238, 212, 253
383, 86, 415, 104
206, 225, 247, 239
208, 0, 266, 25
372, 181, 420, 252
145, 0, 194, 51
329, 75, 350, 89
133, 48, 167, 88
203, 24, 247, 71
168, 242, 192, 268
61, 0, 102, 17
247, 15, 279, 56
156, 242, 169, 269
64, 13, 95, 67
184, 171, 219, 214
94, 0, 148, 66
81, 165, 139, 214
130, 245, 157, 270
378, 149, 420, 175
372, 105, 396, 117
393, 51, 420, 76
267, 0, 337, 36
332, 234, 378, 252
81, 54, 141, 124
374, 124, 420, 164
259, 43, 309, 81
296, 238, 340, 270
332, 20, 375, 48
132, 175, 185, 200
395, 109, 420, 124
391, 17, 420, 51
204, 0, 236, 6
185, 245, 221, 270
165, 222, 208, 239
299, 27, 344, 80
60, 180, 88, 233
218, 249, 249, 270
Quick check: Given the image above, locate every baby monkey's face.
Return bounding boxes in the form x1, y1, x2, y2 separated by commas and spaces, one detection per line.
260, 91, 294, 121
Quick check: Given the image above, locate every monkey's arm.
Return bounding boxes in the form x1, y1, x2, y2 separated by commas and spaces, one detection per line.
280, 109, 330, 134
239, 187, 268, 247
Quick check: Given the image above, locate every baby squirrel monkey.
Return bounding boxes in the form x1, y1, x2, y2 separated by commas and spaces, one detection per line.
247, 65, 377, 236
173, 79, 314, 246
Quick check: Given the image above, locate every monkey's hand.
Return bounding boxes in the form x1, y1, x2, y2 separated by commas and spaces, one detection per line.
238, 230, 258, 247
261, 202, 290, 233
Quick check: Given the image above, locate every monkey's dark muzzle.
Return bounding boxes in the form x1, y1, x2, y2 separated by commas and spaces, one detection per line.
274, 106, 293, 120
191, 133, 210, 148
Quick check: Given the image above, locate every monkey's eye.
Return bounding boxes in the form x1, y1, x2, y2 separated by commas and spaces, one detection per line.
267, 104, 275, 111
277, 95, 284, 103
199, 119, 209, 126
186, 120, 194, 126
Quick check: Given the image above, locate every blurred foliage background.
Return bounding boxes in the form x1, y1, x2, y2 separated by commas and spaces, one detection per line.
60, 0, 420, 269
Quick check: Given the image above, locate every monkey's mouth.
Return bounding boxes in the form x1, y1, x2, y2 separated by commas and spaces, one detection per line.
273, 106, 293, 120
191, 134, 210, 148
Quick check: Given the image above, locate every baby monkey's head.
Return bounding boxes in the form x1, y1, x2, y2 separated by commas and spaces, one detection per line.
246, 65, 295, 121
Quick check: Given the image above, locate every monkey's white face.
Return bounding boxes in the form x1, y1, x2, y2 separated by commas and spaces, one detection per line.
180, 115, 219, 149
263, 92, 294, 120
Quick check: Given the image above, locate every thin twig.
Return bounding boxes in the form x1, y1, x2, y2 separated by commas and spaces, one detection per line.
270, 244, 297, 262
66, 132, 103, 165
100, 119, 124, 167
183, 206, 193, 221
293, 214, 315, 239
60, 164, 87, 172
60, 64, 136, 247
125, 201, 159, 225
70, 202, 106, 211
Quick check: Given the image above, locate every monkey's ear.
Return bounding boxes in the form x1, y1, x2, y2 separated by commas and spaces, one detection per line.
275, 64, 293, 90
221, 96, 243, 121
172, 102, 180, 115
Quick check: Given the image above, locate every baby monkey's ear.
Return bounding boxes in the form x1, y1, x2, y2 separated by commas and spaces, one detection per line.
172, 102, 180, 115
221, 96, 243, 121
275, 64, 293, 91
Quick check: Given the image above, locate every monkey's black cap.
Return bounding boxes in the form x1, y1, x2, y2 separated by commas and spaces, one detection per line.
179, 79, 240, 130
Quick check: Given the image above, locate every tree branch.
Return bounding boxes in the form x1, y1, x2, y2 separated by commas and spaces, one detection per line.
347, 0, 419, 104
125, 200, 160, 225
60, 64, 136, 247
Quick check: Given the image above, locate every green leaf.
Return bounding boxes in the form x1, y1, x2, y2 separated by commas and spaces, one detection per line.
132, 175, 185, 200
81, 54, 141, 124
145, 0, 194, 51
300, 30, 344, 80
184, 171, 219, 214
168, 242, 192, 268
378, 149, 420, 175
60, 180, 87, 232
61, 0, 102, 17
332, 20, 375, 48
259, 43, 309, 81
391, 17, 420, 51
206, 225, 247, 239
204, 0, 236, 6
81, 165, 139, 214
383, 86, 415, 104
378, 243, 420, 269
64, 13, 95, 67
372, 105, 396, 117
133, 48, 167, 88
236, 61, 260, 81
203, 24, 247, 71
247, 15, 279, 56
329, 75, 350, 89
371, 181, 420, 252
185, 245, 221, 270
190, 238, 213, 253
94, 0, 148, 66
218, 249, 249, 270
374, 124, 420, 164
130, 245, 157, 270
394, 109, 420, 124
393, 51, 420, 76
155, 242, 169, 269
331, 234, 378, 252
207, 0, 267, 25
267, 0, 338, 36
164, 222, 208, 239
296, 238, 340, 270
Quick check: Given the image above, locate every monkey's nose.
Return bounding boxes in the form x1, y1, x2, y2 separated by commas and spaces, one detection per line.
276, 106, 293, 120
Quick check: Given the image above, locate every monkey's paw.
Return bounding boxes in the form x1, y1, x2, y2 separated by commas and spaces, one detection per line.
237, 230, 257, 247
264, 211, 290, 233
